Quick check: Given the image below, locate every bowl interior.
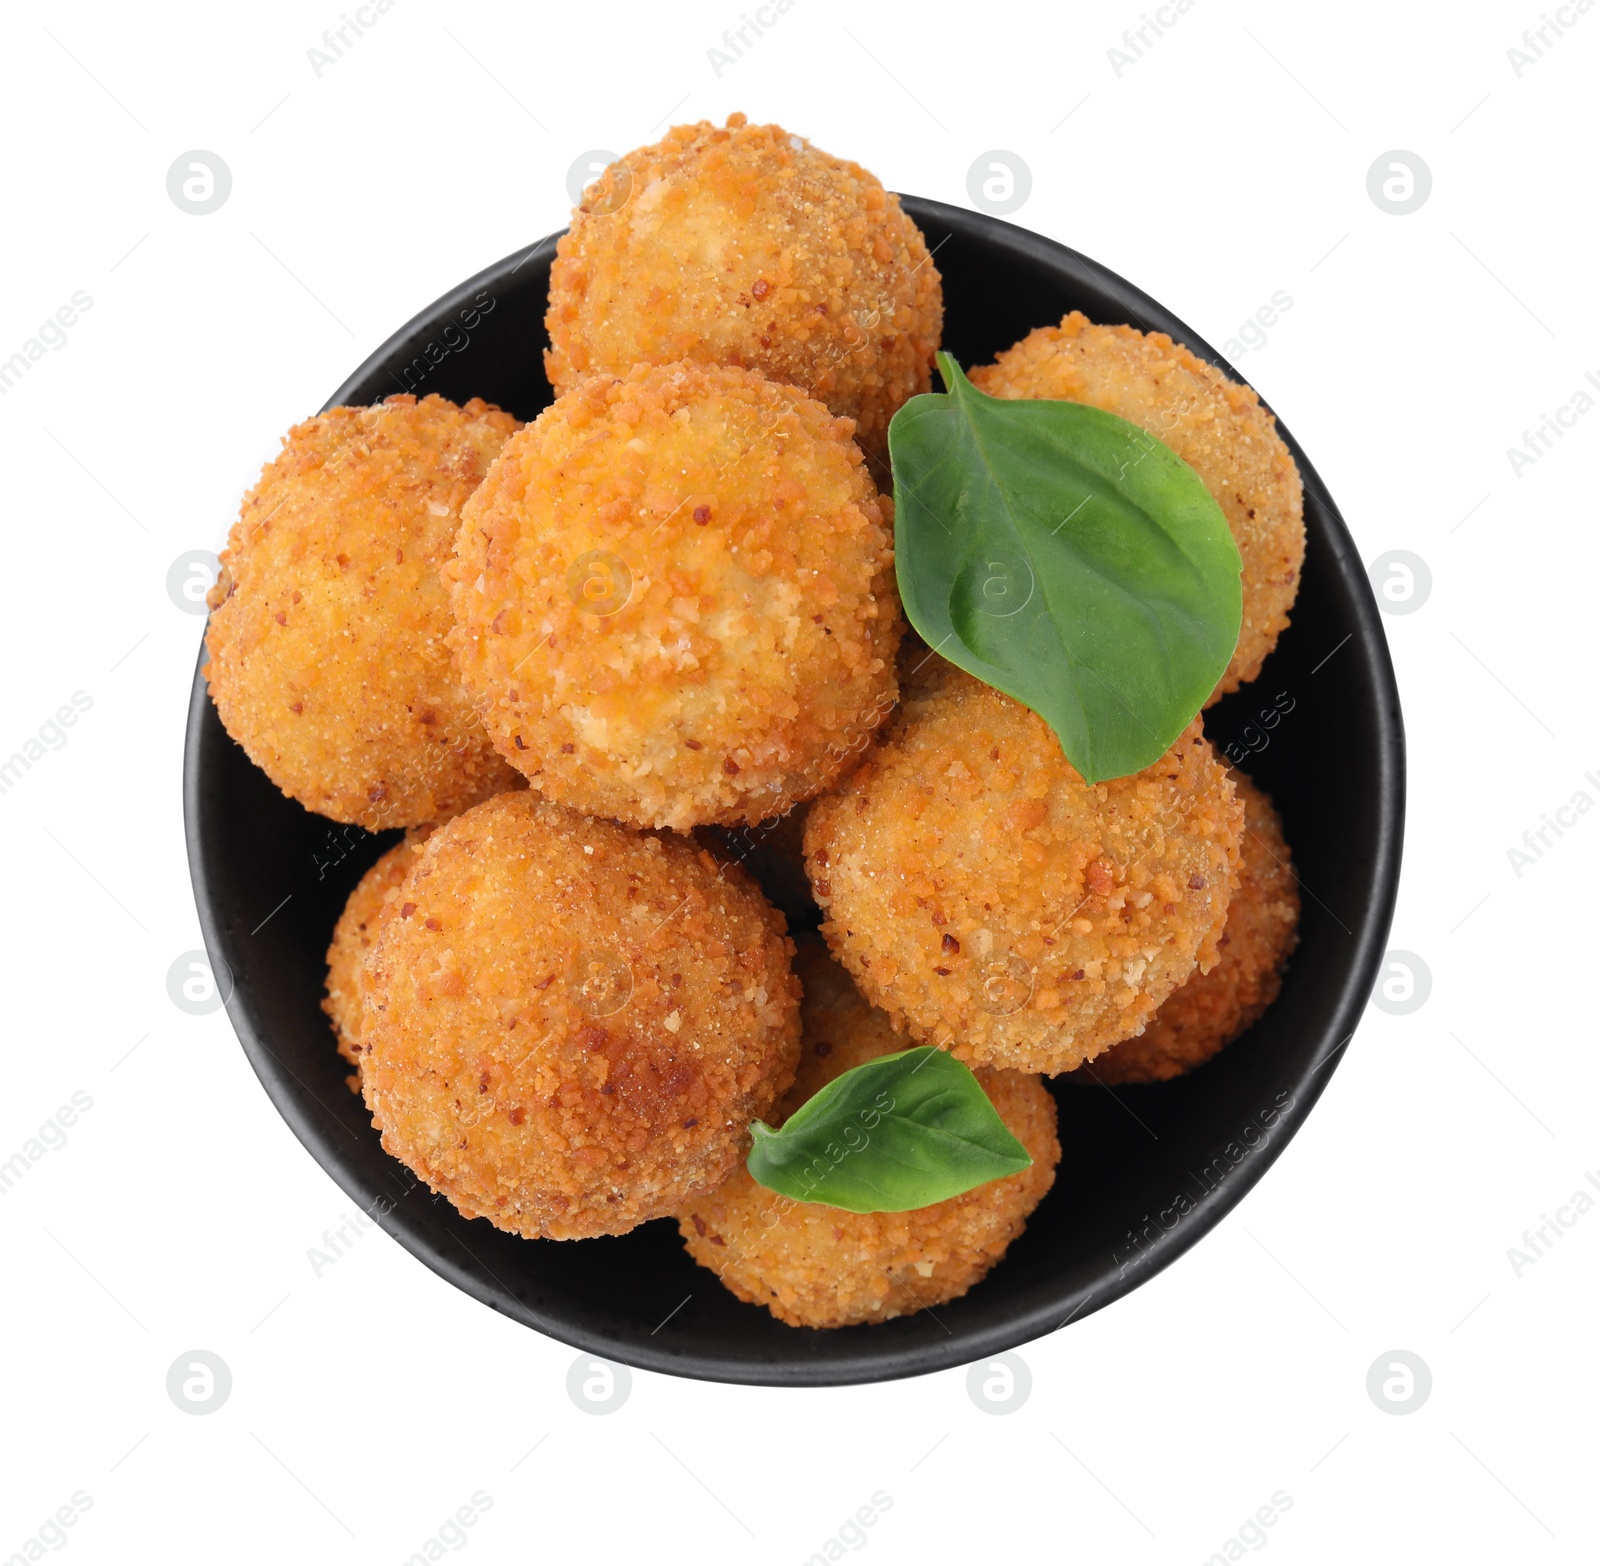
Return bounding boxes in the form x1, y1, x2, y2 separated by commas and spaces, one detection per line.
185, 197, 1403, 1385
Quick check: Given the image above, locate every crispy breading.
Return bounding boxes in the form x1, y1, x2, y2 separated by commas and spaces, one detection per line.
447, 361, 902, 831
1086, 771, 1298, 1083
323, 838, 421, 1084
969, 313, 1304, 702
678, 938, 1059, 1327
545, 113, 942, 472
359, 792, 801, 1240
205, 394, 522, 828
804, 665, 1243, 1074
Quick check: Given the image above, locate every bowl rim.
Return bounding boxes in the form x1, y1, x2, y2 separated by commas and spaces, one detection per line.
185, 194, 1405, 1386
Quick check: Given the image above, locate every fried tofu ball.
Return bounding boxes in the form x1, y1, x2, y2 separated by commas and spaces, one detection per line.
678, 938, 1059, 1327
447, 361, 902, 832
323, 837, 423, 1088
804, 666, 1243, 1074
969, 313, 1304, 703
359, 792, 801, 1240
1086, 771, 1298, 1083
545, 113, 942, 472
205, 394, 523, 828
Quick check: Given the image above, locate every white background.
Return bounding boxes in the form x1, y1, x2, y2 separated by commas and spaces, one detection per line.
1, 1, 1594, 1561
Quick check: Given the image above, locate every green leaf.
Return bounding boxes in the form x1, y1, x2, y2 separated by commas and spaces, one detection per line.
746, 1046, 1032, 1213
888, 352, 1243, 784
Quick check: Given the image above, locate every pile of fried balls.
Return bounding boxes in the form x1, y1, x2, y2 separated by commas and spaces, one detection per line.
203, 115, 1302, 1329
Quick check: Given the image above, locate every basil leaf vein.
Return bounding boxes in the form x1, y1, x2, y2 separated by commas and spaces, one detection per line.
746, 1046, 1032, 1213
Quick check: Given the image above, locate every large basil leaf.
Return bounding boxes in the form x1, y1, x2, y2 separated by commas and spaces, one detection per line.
747, 1046, 1032, 1213
889, 353, 1242, 783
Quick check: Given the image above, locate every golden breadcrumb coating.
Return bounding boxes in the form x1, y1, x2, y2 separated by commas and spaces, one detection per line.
969, 313, 1304, 702
1087, 771, 1298, 1083
545, 113, 942, 472
205, 394, 523, 828
804, 665, 1243, 1074
447, 361, 902, 831
323, 837, 422, 1087
360, 792, 801, 1240
678, 938, 1059, 1327
322, 824, 464, 1090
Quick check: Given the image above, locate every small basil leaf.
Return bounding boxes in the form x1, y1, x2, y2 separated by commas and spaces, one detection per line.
889, 352, 1243, 784
746, 1046, 1032, 1213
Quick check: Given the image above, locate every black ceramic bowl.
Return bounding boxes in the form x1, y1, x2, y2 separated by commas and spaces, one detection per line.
185, 197, 1403, 1386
